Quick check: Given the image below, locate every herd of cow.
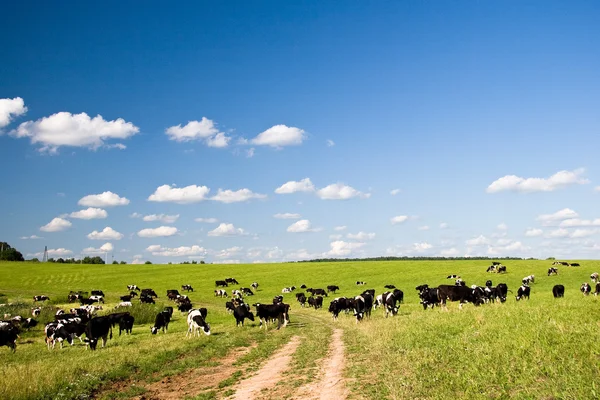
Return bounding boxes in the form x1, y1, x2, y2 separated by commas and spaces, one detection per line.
2, 264, 599, 353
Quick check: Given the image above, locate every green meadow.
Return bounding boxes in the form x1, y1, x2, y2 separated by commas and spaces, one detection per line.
1, 259, 600, 400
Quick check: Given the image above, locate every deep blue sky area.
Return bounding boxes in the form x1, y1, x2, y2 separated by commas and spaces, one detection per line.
1, 1, 599, 262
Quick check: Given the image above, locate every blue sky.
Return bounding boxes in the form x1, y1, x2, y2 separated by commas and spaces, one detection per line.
1, 1, 600, 263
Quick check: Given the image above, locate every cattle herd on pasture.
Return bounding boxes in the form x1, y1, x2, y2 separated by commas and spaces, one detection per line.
1, 262, 599, 353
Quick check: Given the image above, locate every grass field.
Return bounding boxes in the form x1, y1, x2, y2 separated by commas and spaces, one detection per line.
1, 259, 600, 400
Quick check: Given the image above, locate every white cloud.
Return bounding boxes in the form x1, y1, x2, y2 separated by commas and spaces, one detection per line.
439, 222, 449, 229
12, 112, 139, 152
78, 191, 130, 207
211, 188, 267, 203
273, 213, 301, 219
88, 227, 124, 240
195, 217, 219, 223
283, 249, 317, 261
165, 117, 231, 148
69, 207, 108, 220
390, 189, 401, 195
525, 228, 543, 237
325, 241, 365, 257
137, 226, 178, 238
347, 232, 376, 240
413, 242, 433, 252
40, 217, 72, 232
214, 246, 243, 259
497, 223, 508, 230
130, 212, 142, 218
440, 248, 460, 256
487, 241, 530, 256
146, 244, 206, 257
391, 216, 408, 225
466, 235, 490, 246
418, 226, 430, 231
334, 226, 347, 231
595, 186, 600, 192
570, 229, 598, 238
142, 214, 180, 224
329, 234, 343, 240
250, 125, 306, 147
28, 248, 73, 258
213, 259, 241, 264
537, 208, 579, 223
559, 218, 600, 227
275, 178, 315, 194
546, 228, 570, 238
486, 168, 589, 193
208, 223, 247, 237
246, 148, 255, 158
326, 139, 335, 147
82, 242, 114, 254
287, 219, 320, 233
0, 97, 27, 128
20, 235, 43, 240
148, 184, 210, 204
316, 183, 369, 200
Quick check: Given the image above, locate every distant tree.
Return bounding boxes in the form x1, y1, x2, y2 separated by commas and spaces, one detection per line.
546, 257, 556, 260
56, 258, 65, 263
191, 260, 197, 264
200, 260, 205, 264
112, 260, 118, 264
145, 261, 152, 264
30, 258, 40, 262
120, 261, 127, 264
48, 258, 56, 263
0, 242, 25, 262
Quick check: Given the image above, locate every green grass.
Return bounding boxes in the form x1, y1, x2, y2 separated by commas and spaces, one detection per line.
1, 260, 600, 399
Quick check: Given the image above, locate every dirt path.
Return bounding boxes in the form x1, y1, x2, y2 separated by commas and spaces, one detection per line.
292, 329, 349, 400
227, 336, 302, 400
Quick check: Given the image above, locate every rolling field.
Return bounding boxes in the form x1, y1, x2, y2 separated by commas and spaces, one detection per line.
1, 259, 600, 400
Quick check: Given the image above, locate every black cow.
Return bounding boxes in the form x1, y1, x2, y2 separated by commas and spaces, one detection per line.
178, 302, 193, 312
33, 295, 50, 302
595, 283, 600, 296
215, 280, 228, 287
120, 294, 135, 302
384, 284, 396, 289
560, 261, 569, 266
225, 277, 239, 285
84, 316, 112, 350
552, 285, 565, 298
495, 283, 509, 302
300, 284, 307, 289
296, 293, 307, 307
327, 285, 340, 293
127, 285, 140, 291
241, 287, 254, 296
167, 289, 180, 300
91, 290, 105, 297
548, 267, 559, 276
570, 263, 580, 267
351, 293, 373, 321
181, 284, 194, 292
580, 283, 592, 296
233, 305, 255, 326
418, 287, 439, 310
356, 281, 366, 285
311, 288, 328, 297
141, 289, 158, 298
0, 324, 19, 352
308, 296, 323, 309
253, 303, 289, 330
362, 289, 375, 298
151, 311, 171, 334
516, 285, 530, 301
140, 294, 155, 304
119, 315, 134, 335
492, 261, 501, 265
437, 285, 483, 309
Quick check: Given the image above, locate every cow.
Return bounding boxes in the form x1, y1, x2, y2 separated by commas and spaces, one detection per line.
273, 295, 284, 304
140, 294, 155, 304
296, 293, 307, 307
485, 280, 493, 288
437, 285, 483, 309
552, 285, 565, 298
455, 279, 466, 286
215, 280, 228, 287
362, 289, 376, 298
486, 265, 497, 273
516, 285, 531, 301
590, 273, 599, 283
115, 301, 132, 308
31, 307, 41, 317
33, 295, 50, 302
327, 285, 340, 293
232, 290, 243, 299
552, 261, 561, 265
167, 289, 180, 300
84, 316, 113, 350
186, 309, 211, 337
497, 266, 507, 273
522, 275, 535, 285
127, 285, 140, 291
560, 261, 569, 266
595, 283, 600, 296
141, 289, 158, 298
495, 283, 508, 302
282, 286, 296, 293
225, 277, 239, 285
225, 301, 236, 313
214, 289, 228, 297
447, 275, 461, 279
312, 288, 328, 297
151, 311, 171, 334
580, 282, 592, 296
91, 290, 105, 297
0, 324, 19, 352
492, 261, 501, 265
178, 302, 193, 313
119, 315, 134, 335
80, 297, 101, 305
120, 294, 135, 302
417, 286, 438, 309
382, 289, 403, 317
374, 293, 384, 310
253, 303, 289, 330
308, 296, 323, 309
181, 284, 194, 292
233, 304, 255, 327
89, 295, 104, 304
300, 284, 307, 289
328, 297, 351, 320
548, 267, 558, 276
241, 287, 254, 296
352, 293, 373, 322
570, 263, 580, 267
356, 281, 366, 286
384, 284, 396, 289
251, 282, 259, 290
45, 322, 74, 350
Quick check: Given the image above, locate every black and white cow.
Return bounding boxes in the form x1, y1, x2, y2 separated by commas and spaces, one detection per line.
225, 277, 239, 285
447, 274, 461, 279
127, 285, 140, 291
241, 287, 254, 296
384, 284, 396, 289
33, 295, 50, 302
455, 279, 466, 286
590, 272, 599, 283
495, 283, 509, 303
214, 289, 228, 297
580, 282, 592, 296
497, 265, 507, 273
84, 316, 113, 350
552, 285, 565, 298
356, 281, 366, 286
233, 304, 255, 327
522, 275, 535, 285
151, 311, 171, 334
181, 284, 194, 292
166, 289, 180, 300
382, 289, 403, 317
485, 280, 493, 288
0, 324, 19, 352
327, 285, 340, 293
140, 294, 155, 304
548, 267, 559, 276
437, 285, 483, 309
232, 290, 243, 299
307, 296, 323, 309
45, 322, 73, 349
328, 297, 352, 320
282, 286, 296, 293
187, 309, 210, 337
251, 282, 259, 290
516, 285, 531, 301
351, 293, 373, 322
486, 265, 497, 273
253, 303, 289, 330
91, 290, 105, 297
89, 295, 104, 304
141, 289, 158, 298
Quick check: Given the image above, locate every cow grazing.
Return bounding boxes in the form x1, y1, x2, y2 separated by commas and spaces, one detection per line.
127, 285, 140, 291
241, 287, 254, 296
253, 303, 289, 330
570, 263, 580, 267
590, 273, 599, 283
233, 305, 255, 326
548, 267, 558, 276
447, 275, 461, 279
215, 280, 228, 287
151, 311, 171, 334
214, 289, 228, 297
356, 281, 366, 286
522, 275, 535, 285
186, 309, 211, 337
382, 289, 403, 317
141, 289, 158, 298
437, 285, 483, 309
33, 295, 50, 302
327, 285, 340, 293
384, 284, 396, 289
91, 290, 105, 297
232, 290, 243, 299
140, 294, 155, 304
296, 293, 307, 307
282, 286, 296, 293
167, 290, 180, 300
308, 296, 323, 309
495, 283, 508, 302
120, 295, 135, 302
251, 282, 259, 290
84, 316, 112, 350
352, 293, 373, 322
181, 284, 194, 292
311, 288, 328, 297
0, 324, 19, 352
119, 315, 134, 335
31, 307, 41, 317
580, 282, 592, 296
328, 297, 351, 320
552, 285, 565, 298
178, 302, 193, 313
497, 265, 507, 273
516, 285, 531, 301
225, 277, 239, 285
